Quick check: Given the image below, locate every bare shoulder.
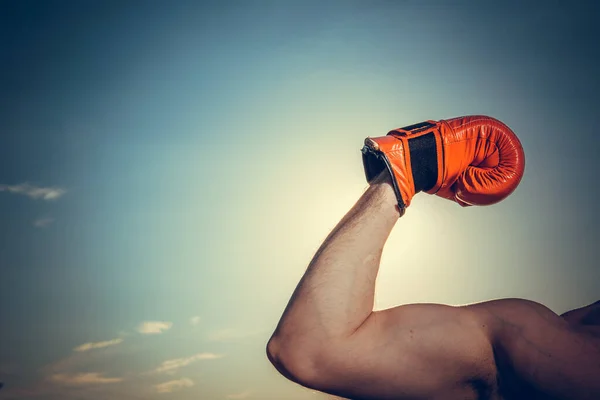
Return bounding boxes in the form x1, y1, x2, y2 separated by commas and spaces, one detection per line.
468, 298, 600, 400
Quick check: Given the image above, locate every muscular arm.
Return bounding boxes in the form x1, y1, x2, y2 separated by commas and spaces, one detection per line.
266, 172, 599, 400
266, 176, 496, 399
315, 303, 497, 400
279, 299, 600, 400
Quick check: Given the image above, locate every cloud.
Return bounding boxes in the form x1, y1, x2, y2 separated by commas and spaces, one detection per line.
136, 321, 172, 334
0, 183, 66, 200
153, 353, 223, 374
73, 338, 124, 352
227, 390, 252, 399
189, 316, 201, 326
33, 217, 55, 228
155, 378, 194, 393
49, 372, 123, 386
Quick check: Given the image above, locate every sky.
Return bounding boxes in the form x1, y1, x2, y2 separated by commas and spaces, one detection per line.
0, 0, 599, 399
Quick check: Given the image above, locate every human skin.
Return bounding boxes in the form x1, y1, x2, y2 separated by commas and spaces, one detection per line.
266, 171, 600, 400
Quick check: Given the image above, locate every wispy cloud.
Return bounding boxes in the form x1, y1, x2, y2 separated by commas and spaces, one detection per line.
33, 217, 55, 228
227, 390, 252, 399
73, 338, 124, 352
0, 183, 66, 201
153, 353, 223, 374
189, 316, 201, 326
155, 378, 194, 393
136, 321, 172, 335
49, 372, 123, 386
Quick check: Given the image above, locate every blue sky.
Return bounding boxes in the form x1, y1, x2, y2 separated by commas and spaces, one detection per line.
0, 1, 599, 399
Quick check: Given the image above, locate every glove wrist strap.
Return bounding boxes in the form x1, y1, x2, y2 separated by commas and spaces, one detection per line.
407, 133, 438, 193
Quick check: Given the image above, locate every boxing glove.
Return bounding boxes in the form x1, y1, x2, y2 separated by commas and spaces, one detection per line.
361, 115, 525, 216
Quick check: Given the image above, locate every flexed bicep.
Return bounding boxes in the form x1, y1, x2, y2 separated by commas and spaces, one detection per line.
312, 304, 497, 400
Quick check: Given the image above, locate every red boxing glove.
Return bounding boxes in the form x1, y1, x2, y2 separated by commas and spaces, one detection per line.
361, 115, 525, 216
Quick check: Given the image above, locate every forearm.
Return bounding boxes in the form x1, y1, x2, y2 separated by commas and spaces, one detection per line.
272, 177, 399, 342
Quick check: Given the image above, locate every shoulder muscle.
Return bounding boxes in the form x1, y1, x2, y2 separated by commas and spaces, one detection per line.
472, 298, 600, 400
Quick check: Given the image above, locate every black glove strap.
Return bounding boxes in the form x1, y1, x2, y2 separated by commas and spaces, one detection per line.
407, 132, 438, 193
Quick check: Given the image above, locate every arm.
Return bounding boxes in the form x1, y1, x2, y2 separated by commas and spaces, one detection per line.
311, 303, 497, 400
266, 176, 497, 399
278, 298, 600, 400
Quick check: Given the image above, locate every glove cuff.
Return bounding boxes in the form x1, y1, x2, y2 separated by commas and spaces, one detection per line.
361, 120, 443, 214
361, 138, 408, 216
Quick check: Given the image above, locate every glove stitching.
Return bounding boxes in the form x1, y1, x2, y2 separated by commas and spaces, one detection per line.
449, 117, 493, 131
